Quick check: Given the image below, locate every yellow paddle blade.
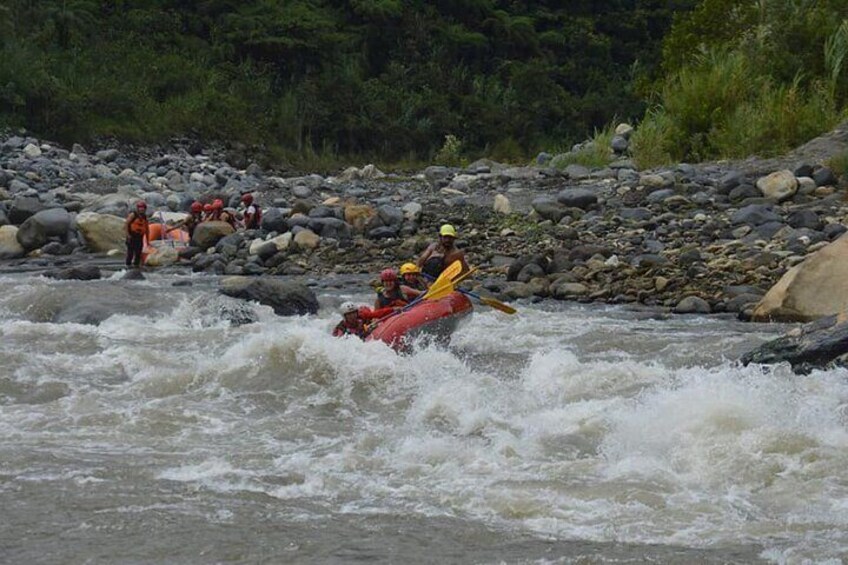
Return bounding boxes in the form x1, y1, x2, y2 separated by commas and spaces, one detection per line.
480, 296, 517, 314
440, 260, 463, 283
423, 280, 455, 302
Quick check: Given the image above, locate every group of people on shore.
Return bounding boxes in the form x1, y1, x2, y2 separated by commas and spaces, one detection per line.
124, 194, 261, 268
333, 224, 468, 338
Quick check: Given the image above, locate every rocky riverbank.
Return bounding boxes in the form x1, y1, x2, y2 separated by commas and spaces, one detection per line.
0, 126, 846, 317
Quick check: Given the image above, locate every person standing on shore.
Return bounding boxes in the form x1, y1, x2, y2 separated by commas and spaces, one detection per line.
125, 201, 149, 269
241, 194, 262, 229
416, 224, 469, 278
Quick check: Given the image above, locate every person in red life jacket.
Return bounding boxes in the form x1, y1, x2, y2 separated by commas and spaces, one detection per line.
125, 201, 149, 268
241, 193, 262, 230
374, 268, 413, 309
167, 201, 203, 239
332, 301, 397, 338
400, 262, 428, 292
417, 224, 469, 279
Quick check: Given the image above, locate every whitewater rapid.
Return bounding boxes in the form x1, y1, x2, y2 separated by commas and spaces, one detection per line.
1, 272, 847, 564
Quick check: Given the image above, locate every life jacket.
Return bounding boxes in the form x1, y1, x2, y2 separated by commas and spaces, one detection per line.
333, 318, 366, 338
128, 212, 148, 236
376, 286, 407, 308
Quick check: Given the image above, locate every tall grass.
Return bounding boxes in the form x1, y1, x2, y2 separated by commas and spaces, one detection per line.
551, 123, 616, 169
630, 48, 845, 166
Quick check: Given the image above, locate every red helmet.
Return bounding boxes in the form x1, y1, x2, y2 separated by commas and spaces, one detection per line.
190, 201, 203, 213
241, 193, 253, 204
380, 268, 397, 282
136, 201, 147, 209
203, 203, 213, 212
212, 199, 224, 210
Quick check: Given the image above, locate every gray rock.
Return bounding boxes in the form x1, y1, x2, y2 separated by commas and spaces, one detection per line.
45, 265, 102, 281
718, 171, 743, 194
531, 196, 567, 223
563, 164, 590, 180
192, 221, 235, 250
261, 207, 289, 233
674, 296, 711, 314
741, 314, 848, 374
95, 149, 120, 163
813, 166, 837, 186
557, 188, 597, 209
824, 223, 848, 240
793, 163, 814, 178
787, 210, 823, 231
517, 262, 545, 283
536, 152, 552, 165
292, 185, 313, 198
220, 277, 319, 316
646, 189, 675, 204
730, 204, 780, 226
610, 135, 629, 153
9, 196, 44, 224
377, 204, 404, 227
618, 207, 653, 222
16, 207, 70, 251
423, 166, 452, 187
368, 226, 398, 239
309, 217, 352, 240
728, 184, 760, 202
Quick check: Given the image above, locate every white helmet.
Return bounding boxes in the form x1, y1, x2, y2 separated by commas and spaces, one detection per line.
340, 301, 358, 315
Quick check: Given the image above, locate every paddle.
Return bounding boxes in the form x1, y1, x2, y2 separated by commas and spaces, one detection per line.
423, 272, 516, 315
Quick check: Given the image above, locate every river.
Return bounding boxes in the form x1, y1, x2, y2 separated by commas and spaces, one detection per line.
1, 272, 847, 564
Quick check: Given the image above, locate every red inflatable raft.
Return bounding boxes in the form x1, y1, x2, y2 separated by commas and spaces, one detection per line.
365, 291, 473, 351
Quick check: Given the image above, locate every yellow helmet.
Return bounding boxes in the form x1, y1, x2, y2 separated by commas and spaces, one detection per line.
400, 262, 420, 275
439, 224, 457, 237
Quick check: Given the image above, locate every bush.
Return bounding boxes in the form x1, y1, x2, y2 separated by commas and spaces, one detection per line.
630, 108, 674, 169
829, 150, 848, 181
552, 123, 615, 169
434, 134, 465, 167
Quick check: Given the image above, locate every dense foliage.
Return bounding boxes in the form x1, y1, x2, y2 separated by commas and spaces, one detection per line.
632, 0, 848, 167
0, 0, 690, 161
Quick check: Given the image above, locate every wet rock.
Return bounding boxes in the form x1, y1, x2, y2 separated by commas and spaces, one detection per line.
122, 269, 145, 280
674, 295, 711, 314
741, 314, 848, 374
45, 265, 102, 281
550, 280, 589, 299
220, 277, 319, 316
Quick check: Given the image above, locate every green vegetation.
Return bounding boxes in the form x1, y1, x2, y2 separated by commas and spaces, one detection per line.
1, 1, 846, 166
551, 124, 616, 169
0, 1, 688, 162
829, 150, 848, 181
631, 0, 848, 167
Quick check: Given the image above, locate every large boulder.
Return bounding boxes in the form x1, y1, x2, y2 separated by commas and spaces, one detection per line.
220, 277, 319, 316
260, 207, 289, 233
191, 221, 234, 250
752, 232, 848, 322
16, 208, 71, 251
0, 225, 25, 259
76, 212, 127, 252
8, 196, 45, 224
557, 188, 597, 209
